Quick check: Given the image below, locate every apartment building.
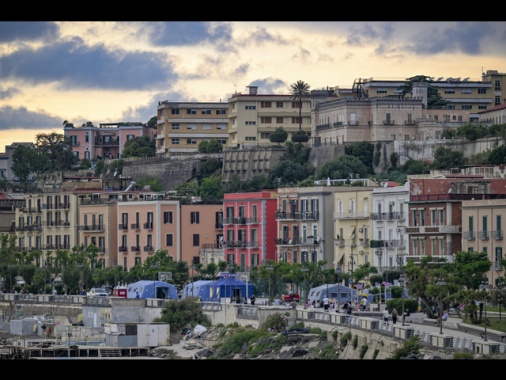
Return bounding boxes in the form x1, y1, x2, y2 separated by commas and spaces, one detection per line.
181, 204, 223, 266
64, 122, 154, 160
348, 69, 506, 116
461, 198, 506, 286
228, 86, 312, 148
275, 184, 363, 268
405, 175, 506, 266
478, 103, 506, 125
370, 182, 409, 271
14, 191, 79, 265
116, 197, 180, 269
333, 187, 374, 278
156, 101, 229, 156
223, 191, 277, 271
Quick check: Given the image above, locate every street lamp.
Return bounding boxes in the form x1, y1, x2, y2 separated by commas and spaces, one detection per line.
266, 265, 274, 305
152, 264, 158, 298
8, 264, 14, 293
301, 265, 309, 303
436, 272, 446, 335
399, 272, 407, 326
335, 266, 343, 309
347, 256, 356, 287
480, 276, 489, 342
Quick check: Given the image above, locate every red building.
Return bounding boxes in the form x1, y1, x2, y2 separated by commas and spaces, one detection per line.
222, 191, 278, 270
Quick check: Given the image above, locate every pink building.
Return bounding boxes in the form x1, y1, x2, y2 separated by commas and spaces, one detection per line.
64, 122, 155, 160
223, 191, 278, 270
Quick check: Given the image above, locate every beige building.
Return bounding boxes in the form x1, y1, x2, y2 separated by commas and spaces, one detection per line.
228, 86, 312, 148
333, 187, 374, 277
156, 101, 229, 156
461, 198, 506, 287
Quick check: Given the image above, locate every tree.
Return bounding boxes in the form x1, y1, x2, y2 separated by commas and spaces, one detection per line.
316, 155, 369, 180
395, 75, 448, 109
11, 144, 48, 191
155, 298, 211, 332
344, 141, 375, 173
198, 175, 223, 203
136, 175, 163, 191
35, 132, 78, 171
289, 80, 311, 132
146, 116, 157, 129
431, 146, 467, 169
267, 161, 310, 187
122, 136, 155, 158
269, 127, 288, 146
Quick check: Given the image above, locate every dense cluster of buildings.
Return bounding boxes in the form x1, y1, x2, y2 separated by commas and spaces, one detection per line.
1, 70, 506, 286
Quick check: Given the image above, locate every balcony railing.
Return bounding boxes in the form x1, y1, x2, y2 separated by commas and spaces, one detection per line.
335, 211, 369, 220
131, 223, 140, 230
118, 223, 128, 230
144, 246, 154, 253
275, 211, 319, 220
131, 246, 140, 252
143, 222, 153, 230
478, 230, 489, 240
370, 212, 405, 221
464, 231, 475, 240
493, 230, 503, 240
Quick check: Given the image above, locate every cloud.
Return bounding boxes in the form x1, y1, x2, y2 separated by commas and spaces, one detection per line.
0, 36, 177, 90
0, 85, 20, 100
248, 78, 287, 93
0, 21, 60, 43
0, 106, 64, 130
146, 21, 233, 46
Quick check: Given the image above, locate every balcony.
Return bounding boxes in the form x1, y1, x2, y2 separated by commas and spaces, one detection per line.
383, 120, 395, 125
334, 211, 369, 220
131, 246, 140, 253
118, 223, 128, 230
370, 212, 405, 221
131, 223, 140, 230
276, 211, 319, 221
143, 222, 153, 230
404, 225, 462, 234
478, 230, 489, 240
493, 230, 503, 240
144, 245, 154, 254
119, 246, 127, 252
464, 231, 475, 240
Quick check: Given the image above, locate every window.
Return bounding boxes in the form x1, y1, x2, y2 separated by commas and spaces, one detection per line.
166, 234, 173, 246
495, 80, 501, 91
216, 109, 227, 115
261, 117, 272, 123
186, 109, 197, 115
171, 123, 180, 129
495, 96, 501, 106
478, 105, 487, 110
461, 105, 472, 110
478, 88, 487, 94
412, 210, 418, 226
261, 101, 272, 108
376, 88, 387, 94
260, 132, 271, 139
420, 209, 425, 226
276, 102, 283, 108
390, 134, 396, 140
171, 109, 180, 115
461, 88, 472, 94
447, 104, 455, 109
193, 234, 200, 246
201, 109, 212, 115
404, 134, 410, 141
216, 124, 227, 130
186, 124, 197, 130
164, 211, 173, 224
245, 121, 256, 125
245, 105, 256, 110
276, 117, 283, 123
291, 117, 302, 124
245, 136, 256, 141
438, 209, 444, 225
191, 212, 200, 224
187, 138, 197, 144
291, 101, 301, 108
444, 89, 455, 94
202, 124, 212, 130
171, 138, 179, 144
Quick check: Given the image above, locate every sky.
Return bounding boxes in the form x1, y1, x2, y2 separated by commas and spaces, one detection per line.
1, 21, 506, 152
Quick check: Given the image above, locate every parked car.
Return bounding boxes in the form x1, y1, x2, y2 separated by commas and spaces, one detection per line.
87, 287, 108, 297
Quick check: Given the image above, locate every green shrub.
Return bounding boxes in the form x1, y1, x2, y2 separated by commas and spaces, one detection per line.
340, 331, 352, 347
373, 349, 380, 359
352, 335, 358, 349
319, 344, 338, 359
262, 313, 288, 333
359, 344, 368, 359
453, 352, 474, 360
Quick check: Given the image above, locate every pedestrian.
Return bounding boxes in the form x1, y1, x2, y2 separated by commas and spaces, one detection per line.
392, 307, 398, 324
383, 307, 389, 323
360, 296, 368, 311
250, 295, 256, 305
323, 294, 330, 311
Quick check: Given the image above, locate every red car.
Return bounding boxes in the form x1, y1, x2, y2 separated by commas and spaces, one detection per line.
282, 293, 300, 302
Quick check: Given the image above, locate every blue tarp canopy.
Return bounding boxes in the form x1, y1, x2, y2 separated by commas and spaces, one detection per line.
209, 277, 255, 302
182, 280, 214, 301
127, 280, 178, 299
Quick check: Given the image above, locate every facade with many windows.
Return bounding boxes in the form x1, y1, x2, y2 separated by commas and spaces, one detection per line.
228, 86, 312, 148
156, 101, 229, 156
222, 191, 277, 270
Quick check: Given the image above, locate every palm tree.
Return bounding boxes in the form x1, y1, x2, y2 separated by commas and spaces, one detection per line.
289, 80, 311, 132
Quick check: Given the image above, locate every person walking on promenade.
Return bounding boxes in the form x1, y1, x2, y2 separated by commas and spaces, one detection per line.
392, 307, 398, 324
323, 295, 330, 311
383, 307, 389, 323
